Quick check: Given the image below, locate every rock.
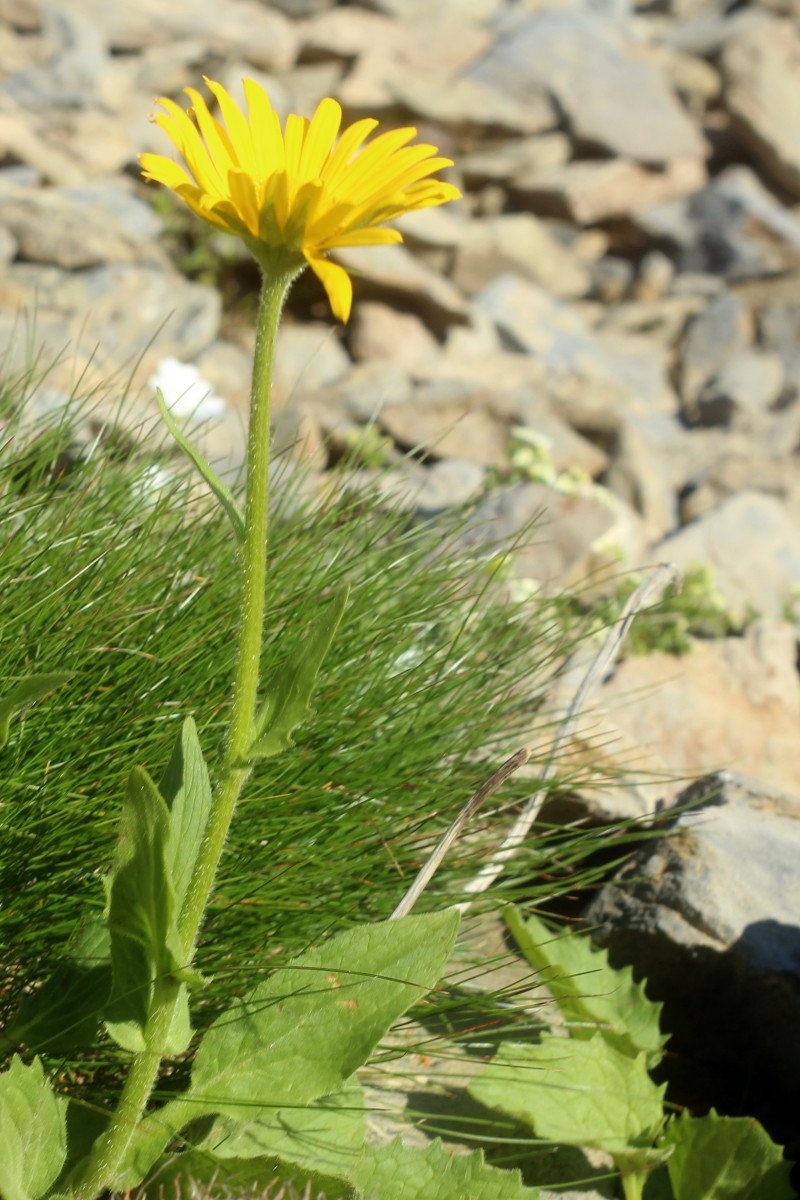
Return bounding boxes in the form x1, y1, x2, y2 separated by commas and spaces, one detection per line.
597, 619, 800, 797
584, 770, 800, 1153
457, 481, 647, 591
378, 382, 510, 467
474, 275, 675, 415
679, 294, 751, 409
0, 224, 17, 266
654, 490, 800, 619
0, 181, 163, 268
590, 257, 635, 304
272, 322, 351, 407
452, 214, 590, 300
332, 243, 468, 327
636, 165, 800, 278
722, 21, 800, 199
679, 449, 800, 524
510, 393, 610, 480
511, 156, 707, 224
65, 0, 298, 69
461, 134, 571, 185
1, 261, 221, 375
605, 417, 678, 538
469, 9, 705, 166
690, 348, 784, 427
412, 458, 487, 515
388, 70, 555, 136
632, 251, 676, 303
316, 362, 413, 423
0, 98, 85, 185
349, 303, 441, 373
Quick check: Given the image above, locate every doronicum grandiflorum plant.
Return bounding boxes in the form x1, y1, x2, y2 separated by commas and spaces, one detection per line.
0, 80, 552, 1200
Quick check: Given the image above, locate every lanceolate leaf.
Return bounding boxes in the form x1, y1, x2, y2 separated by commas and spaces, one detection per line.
0, 672, 70, 750
0, 1056, 67, 1200
103, 767, 183, 1051
349, 1138, 540, 1199
664, 1111, 794, 1200
249, 588, 349, 759
117, 910, 459, 1187
159, 716, 213, 920
191, 908, 458, 1115
156, 388, 245, 541
506, 906, 667, 1065
469, 1033, 666, 1157
0, 915, 111, 1057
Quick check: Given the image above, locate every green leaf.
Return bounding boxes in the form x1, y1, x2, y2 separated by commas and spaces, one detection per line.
156, 388, 245, 541
506, 906, 667, 1065
204, 1083, 365, 1177
135, 1151, 353, 1200
249, 587, 349, 759
159, 716, 213, 920
0, 1056, 67, 1200
103, 767, 184, 1052
349, 1138, 540, 1199
118, 910, 459, 1188
0, 672, 70, 750
664, 1111, 794, 1200
191, 908, 458, 1115
1, 916, 111, 1056
469, 1033, 666, 1157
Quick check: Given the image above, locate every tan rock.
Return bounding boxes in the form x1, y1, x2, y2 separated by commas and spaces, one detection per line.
723, 21, 800, 199
512, 156, 707, 224
332, 243, 468, 325
597, 620, 800, 799
452, 214, 590, 300
0, 103, 84, 185
349, 303, 441, 373
379, 394, 509, 467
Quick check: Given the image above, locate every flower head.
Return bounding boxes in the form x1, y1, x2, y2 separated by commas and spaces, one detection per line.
141, 78, 461, 322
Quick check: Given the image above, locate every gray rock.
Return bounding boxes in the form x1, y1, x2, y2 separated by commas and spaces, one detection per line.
584, 771, 800, 1145
679, 294, 751, 410
474, 275, 673, 414
654, 490, 800, 618
413, 458, 487, 515
469, 9, 705, 166
457, 481, 646, 590
2, 261, 220, 368
4, 7, 107, 111
0, 181, 163, 268
636, 164, 800, 279
691, 348, 784, 427
722, 21, 800, 199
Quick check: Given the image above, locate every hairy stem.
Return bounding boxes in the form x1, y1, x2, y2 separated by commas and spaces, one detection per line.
71, 265, 297, 1198
177, 265, 296, 954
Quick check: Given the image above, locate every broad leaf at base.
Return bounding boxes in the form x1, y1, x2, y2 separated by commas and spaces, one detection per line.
0, 1056, 67, 1200
664, 1111, 794, 1200
349, 1138, 540, 1199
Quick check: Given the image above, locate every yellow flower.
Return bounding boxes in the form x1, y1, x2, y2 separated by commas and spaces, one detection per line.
141, 78, 461, 323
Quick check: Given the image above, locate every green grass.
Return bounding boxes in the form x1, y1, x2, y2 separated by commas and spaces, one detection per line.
0, 357, 652, 1175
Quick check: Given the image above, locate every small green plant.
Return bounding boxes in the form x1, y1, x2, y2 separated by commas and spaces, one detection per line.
469, 909, 794, 1200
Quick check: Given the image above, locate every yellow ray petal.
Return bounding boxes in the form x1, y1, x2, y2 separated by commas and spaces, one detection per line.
322, 226, 403, 249
139, 152, 193, 190
321, 117, 379, 184
153, 97, 222, 194
203, 77, 257, 175
184, 87, 235, 175
243, 77, 285, 177
299, 98, 342, 184
305, 253, 353, 323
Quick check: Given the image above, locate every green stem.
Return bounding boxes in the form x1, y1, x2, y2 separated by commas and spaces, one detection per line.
72, 266, 297, 1199
177, 265, 296, 954
620, 1170, 647, 1200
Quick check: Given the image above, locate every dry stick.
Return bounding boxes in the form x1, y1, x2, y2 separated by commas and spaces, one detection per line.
389, 562, 681, 920
458, 561, 682, 907
390, 747, 532, 919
